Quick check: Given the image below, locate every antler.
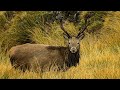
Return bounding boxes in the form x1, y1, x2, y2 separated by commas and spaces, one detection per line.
56, 12, 71, 38
73, 11, 80, 23
77, 12, 94, 38
60, 19, 71, 38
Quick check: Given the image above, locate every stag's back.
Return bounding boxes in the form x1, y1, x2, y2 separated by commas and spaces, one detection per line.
9, 43, 68, 72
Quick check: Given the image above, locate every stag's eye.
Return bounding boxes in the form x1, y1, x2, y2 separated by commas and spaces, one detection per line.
77, 43, 79, 44
69, 43, 70, 44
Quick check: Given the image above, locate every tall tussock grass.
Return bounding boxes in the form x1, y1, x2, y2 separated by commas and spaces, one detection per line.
0, 11, 120, 79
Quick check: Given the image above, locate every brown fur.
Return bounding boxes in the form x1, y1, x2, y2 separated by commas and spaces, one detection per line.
9, 43, 79, 72
9, 33, 85, 72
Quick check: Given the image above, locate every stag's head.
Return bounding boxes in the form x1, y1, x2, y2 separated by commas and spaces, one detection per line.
60, 14, 90, 53
64, 35, 84, 53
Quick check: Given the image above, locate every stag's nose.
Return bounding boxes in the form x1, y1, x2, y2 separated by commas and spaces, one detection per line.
70, 47, 77, 53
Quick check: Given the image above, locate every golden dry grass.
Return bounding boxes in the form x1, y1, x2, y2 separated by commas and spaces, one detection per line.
0, 12, 120, 79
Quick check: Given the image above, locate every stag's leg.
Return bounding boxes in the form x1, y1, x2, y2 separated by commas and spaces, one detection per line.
10, 56, 22, 71
11, 61, 30, 72
19, 63, 31, 72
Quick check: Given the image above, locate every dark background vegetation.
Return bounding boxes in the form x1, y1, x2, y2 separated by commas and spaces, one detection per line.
0, 11, 109, 52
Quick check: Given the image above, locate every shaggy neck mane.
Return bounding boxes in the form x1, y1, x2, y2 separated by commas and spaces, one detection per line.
67, 49, 80, 67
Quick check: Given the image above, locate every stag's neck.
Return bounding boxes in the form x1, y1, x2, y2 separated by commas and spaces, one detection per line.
66, 49, 80, 67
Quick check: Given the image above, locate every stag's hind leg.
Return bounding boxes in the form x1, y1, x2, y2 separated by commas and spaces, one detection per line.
10, 57, 30, 72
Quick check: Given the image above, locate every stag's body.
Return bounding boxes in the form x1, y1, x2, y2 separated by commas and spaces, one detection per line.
9, 43, 80, 72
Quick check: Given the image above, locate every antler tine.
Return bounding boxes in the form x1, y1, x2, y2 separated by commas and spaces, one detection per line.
74, 11, 80, 22
77, 18, 89, 37
77, 12, 94, 38
56, 12, 70, 38
60, 19, 71, 38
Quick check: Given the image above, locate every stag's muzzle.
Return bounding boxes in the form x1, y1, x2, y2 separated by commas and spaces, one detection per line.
70, 47, 77, 53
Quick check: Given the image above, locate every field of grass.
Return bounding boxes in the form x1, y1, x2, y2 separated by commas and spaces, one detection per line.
0, 11, 120, 79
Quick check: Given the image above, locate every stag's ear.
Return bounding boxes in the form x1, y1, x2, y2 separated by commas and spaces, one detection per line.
76, 33, 85, 40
